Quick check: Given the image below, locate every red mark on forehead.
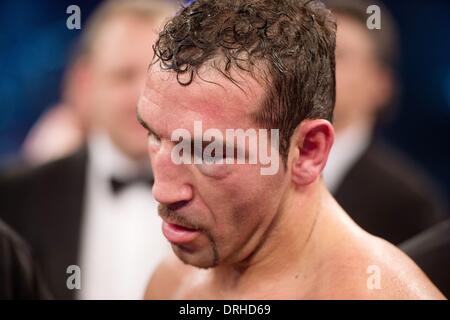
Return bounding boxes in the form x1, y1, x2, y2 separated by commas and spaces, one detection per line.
142, 65, 265, 130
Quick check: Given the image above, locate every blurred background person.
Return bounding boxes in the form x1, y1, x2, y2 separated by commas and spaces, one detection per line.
0, 0, 175, 299
21, 54, 90, 166
323, 0, 447, 245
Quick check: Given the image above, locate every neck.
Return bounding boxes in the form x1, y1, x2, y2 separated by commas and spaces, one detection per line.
211, 180, 333, 292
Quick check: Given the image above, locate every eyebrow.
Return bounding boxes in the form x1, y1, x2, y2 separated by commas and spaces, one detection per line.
136, 108, 158, 137
136, 109, 247, 158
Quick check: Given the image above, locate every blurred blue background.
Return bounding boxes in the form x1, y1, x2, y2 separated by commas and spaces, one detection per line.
0, 0, 449, 199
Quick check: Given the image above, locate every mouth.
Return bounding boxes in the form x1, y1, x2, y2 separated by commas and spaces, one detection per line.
161, 220, 201, 245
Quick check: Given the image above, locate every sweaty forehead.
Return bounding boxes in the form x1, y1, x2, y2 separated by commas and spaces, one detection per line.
140, 64, 266, 131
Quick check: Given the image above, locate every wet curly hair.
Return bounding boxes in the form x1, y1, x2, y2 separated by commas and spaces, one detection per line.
152, 0, 336, 161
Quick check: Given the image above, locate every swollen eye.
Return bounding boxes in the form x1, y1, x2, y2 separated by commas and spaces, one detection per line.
148, 132, 161, 147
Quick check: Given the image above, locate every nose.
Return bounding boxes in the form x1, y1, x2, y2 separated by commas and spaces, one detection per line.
151, 143, 194, 206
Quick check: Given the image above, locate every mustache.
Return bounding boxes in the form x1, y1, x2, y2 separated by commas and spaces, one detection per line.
158, 204, 203, 231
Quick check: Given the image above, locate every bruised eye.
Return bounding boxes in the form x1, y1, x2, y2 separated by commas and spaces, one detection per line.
196, 160, 229, 178
148, 132, 161, 148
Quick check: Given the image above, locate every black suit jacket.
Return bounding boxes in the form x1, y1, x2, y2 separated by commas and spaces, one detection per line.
0, 219, 52, 299
334, 142, 447, 244
0, 148, 87, 299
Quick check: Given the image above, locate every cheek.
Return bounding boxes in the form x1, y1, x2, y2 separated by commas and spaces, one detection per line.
198, 166, 281, 232
95, 84, 122, 114
98, 75, 134, 104
195, 163, 233, 179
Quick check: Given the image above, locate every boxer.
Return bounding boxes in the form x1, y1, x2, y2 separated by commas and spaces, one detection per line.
137, 0, 445, 299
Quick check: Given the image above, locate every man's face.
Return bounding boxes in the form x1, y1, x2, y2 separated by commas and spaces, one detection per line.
334, 15, 387, 130
137, 66, 289, 268
87, 15, 160, 159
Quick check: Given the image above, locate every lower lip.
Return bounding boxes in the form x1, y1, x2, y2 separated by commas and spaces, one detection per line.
162, 221, 200, 244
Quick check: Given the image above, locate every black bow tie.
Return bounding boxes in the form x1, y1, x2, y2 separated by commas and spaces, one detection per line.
110, 175, 154, 195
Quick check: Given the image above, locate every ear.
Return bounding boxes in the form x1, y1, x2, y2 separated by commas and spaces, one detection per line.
289, 119, 334, 186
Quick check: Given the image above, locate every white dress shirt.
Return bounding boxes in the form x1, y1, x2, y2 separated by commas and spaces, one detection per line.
77, 133, 168, 299
323, 124, 372, 193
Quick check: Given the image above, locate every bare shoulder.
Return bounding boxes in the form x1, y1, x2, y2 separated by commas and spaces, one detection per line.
315, 232, 446, 300
144, 252, 197, 299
